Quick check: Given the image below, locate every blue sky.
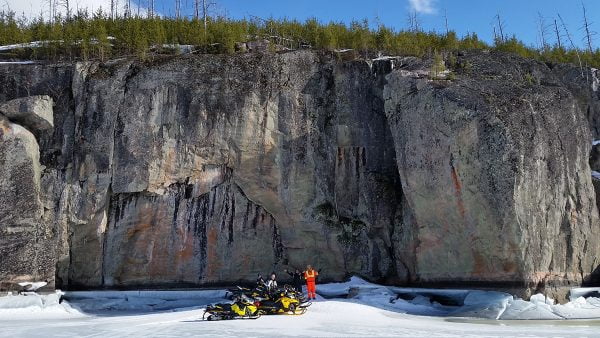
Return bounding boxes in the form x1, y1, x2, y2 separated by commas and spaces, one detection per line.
151, 0, 599, 48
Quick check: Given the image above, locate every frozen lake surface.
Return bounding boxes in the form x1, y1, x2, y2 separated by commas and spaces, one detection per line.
3, 300, 600, 338
2, 277, 600, 337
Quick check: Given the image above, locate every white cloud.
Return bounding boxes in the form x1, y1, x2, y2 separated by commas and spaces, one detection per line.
408, 0, 437, 14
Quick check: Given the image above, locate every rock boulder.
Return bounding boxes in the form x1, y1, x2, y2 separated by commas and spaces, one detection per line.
0, 113, 51, 289
0, 95, 54, 132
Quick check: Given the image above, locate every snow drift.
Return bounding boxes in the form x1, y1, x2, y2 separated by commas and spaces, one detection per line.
0, 291, 82, 319
320, 277, 600, 320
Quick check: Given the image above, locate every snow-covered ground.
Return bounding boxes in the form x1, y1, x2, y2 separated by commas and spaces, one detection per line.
2, 278, 600, 337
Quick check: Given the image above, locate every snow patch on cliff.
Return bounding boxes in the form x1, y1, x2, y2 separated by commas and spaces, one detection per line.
0, 61, 37, 64
0, 41, 44, 51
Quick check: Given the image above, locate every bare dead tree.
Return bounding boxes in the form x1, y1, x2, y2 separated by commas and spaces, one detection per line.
553, 18, 563, 49
202, 0, 216, 31
175, 0, 181, 19
443, 9, 449, 35
407, 11, 420, 32
46, 0, 56, 23
414, 12, 421, 32
494, 13, 506, 43
51, 0, 57, 21
202, 0, 208, 30
581, 2, 596, 53
124, 0, 131, 18
193, 0, 216, 35
147, 0, 154, 18
537, 12, 549, 50
57, 0, 70, 20
110, 0, 120, 19
558, 13, 583, 76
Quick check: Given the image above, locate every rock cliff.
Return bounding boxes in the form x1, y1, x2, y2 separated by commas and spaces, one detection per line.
385, 53, 600, 296
0, 96, 54, 290
0, 50, 598, 299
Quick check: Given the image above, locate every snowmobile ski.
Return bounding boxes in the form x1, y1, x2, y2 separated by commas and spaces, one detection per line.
203, 313, 261, 321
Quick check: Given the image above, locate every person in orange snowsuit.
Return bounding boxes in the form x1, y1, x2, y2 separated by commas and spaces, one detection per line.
303, 265, 319, 300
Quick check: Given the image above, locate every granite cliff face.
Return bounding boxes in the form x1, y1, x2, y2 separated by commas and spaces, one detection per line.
385, 53, 600, 295
0, 51, 598, 299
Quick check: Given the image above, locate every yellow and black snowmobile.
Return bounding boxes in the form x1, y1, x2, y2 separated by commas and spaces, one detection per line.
255, 286, 311, 315
203, 295, 261, 321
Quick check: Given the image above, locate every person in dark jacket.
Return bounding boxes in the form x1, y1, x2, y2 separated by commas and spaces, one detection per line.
256, 273, 266, 287
285, 268, 304, 293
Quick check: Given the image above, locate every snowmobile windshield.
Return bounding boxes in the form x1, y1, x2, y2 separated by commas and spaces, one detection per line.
240, 294, 254, 303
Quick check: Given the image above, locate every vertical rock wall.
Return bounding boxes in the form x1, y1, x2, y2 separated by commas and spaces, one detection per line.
0, 52, 403, 289
384, 52, 600, 298
0, 51, 598, 299
0, 97, 54, 290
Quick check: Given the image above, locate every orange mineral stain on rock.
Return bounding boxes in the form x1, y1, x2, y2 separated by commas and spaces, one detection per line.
123, 204, 172, 279
502, 260, 518, 274
126, 221, 153, 238
205, 227, 220, 279
471, 251, 488, 276
126, 205, 158, 239
0, 123, 9, 137
162, 147, 177, 183
450, 166, 466, 220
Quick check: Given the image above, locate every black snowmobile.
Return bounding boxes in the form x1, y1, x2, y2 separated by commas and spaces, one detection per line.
203, 294, 261, 321
226, 284, 270, 300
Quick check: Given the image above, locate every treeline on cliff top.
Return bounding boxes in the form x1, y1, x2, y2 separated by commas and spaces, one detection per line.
1, 8, 599, 69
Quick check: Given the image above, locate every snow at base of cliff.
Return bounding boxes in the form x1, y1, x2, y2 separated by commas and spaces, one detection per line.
0, 291, 83, 319
318, 276, 600, 320
2, 277, 600, 337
